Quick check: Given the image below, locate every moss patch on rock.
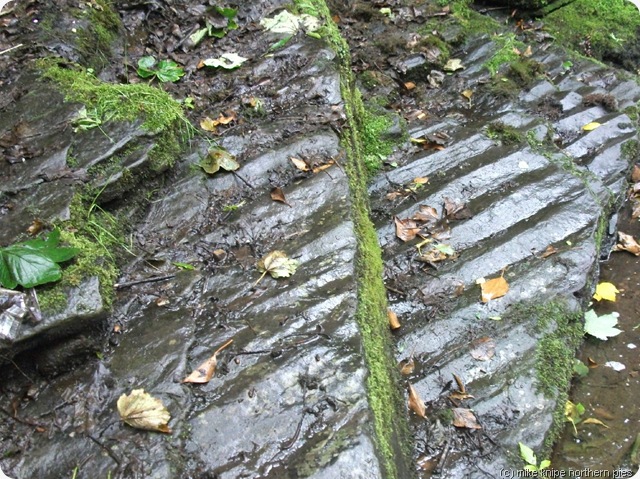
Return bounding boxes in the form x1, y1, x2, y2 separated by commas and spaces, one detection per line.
543, 0, 640, 65
298, 1, 412, 478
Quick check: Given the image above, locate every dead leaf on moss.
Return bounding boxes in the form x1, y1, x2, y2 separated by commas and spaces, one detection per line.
480, 276, 509, 303
395, 216, 421, 242
613, 231, 640, 255
470, 337, 495, 361
183, 339, 234, 384
117, 389, 171, 433
452, 408, 481, 429
408, 384, 426, 418
270, 187, 291, 207
388, 309, 401, 330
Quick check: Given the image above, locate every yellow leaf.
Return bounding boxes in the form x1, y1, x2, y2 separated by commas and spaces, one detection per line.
582, 417, 609, 428
387, 309, 401, 330
480, 276, 509, 303
117, 389, 171, 433
582, 122, 601, 131
593, 282, 619, 302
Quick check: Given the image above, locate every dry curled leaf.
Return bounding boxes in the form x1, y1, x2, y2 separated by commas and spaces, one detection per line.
469, 337, 495, 361
399, 357, 415, 375
452, 408, 481, 429
27, 219, 44, 236
290, 157, 309, 171
540, 245, 558, 258
631, 165, 640, 183
183, 339, 234, 384
388, 309, 401, 330
270, 187, 291, 207
443, 197, 472, 220
613, 231, 640, 256
117, 389, 171, 433
480, 276, 509, 303
255, 250, 299, 285
394, 216, 421, 242
408, 384, 426, 418
582, 417, 609, 428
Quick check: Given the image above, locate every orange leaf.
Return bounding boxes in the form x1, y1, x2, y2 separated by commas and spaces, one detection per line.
480, 276, 509, 303
388, 309, 401, 330
183, 339, 233, 384
408, 384, 426, 418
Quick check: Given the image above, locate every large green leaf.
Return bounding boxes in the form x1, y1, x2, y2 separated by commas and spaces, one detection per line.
0, 230, 79, 289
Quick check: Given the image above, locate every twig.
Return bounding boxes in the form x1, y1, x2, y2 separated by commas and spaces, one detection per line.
232, 171, 254, 189
87, 434, 122, 466
0, 44, 22, 56
114, 274, 175, 289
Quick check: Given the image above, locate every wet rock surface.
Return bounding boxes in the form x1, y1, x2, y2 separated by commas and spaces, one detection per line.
1, 0, 639, 478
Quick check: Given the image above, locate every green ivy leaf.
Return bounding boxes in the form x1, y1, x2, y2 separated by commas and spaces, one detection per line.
518, 442, 537, 466
0, 229, 79, 289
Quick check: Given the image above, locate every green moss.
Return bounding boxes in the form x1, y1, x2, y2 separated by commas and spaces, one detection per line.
486, 122, 524, 145
297, 1, 412, 477
508, 58, 544, 87
484, 33, 526, 77
624, 105, 639, 122
75, 0, 121, 70
361, 104, 398, 172
449, 0, 500, 37
544, 0, 640, 62
37, 287, 68, 313
359, 71, 381, 90
487, 75, 521, 99
621, 139, 639, 160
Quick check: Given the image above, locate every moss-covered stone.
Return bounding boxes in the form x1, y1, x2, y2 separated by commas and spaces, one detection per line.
75, 0, 122, 70
486, 122, 524, 145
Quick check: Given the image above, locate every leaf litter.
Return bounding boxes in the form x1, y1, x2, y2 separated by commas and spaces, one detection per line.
408, 384, 426, 418
183, 339, 234, 384
117, 389, 171, 433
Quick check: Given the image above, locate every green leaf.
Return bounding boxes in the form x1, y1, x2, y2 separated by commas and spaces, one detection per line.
539, 460, 551, 470
434, 243, 455, 255
573, 359, 589, 377
199, 147, 240, 175
518, 442, 537, 466
216, 6, 237, 19
201, 53, 248, 70
269, 35, 293, 51
137, 56, 157, 78
0, 229, 79, 289
584, 309, 623, 340
155, 60, 184, 83
209, 28, 227, 39
524, 465, 538, 472
173, 262, 195, 270
189, 28, 208, 46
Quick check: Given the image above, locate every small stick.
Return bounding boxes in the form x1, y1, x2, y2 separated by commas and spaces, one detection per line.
0, 44, 23, 56
114, 274, 175, 289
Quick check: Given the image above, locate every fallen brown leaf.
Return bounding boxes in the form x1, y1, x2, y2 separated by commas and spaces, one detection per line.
27, 219, 44, 236
183, 339, 234, 384
443, 197, 472, 220
388, 309, 401, 330
631, 165, 640, 183
413, 205, 439, 224
270, 187, 291, 207
613, 231, 640, 256
452, 408, 481, 429
312, 160, 334, 174
632, 201, 640, 220
582, 417, 609, 428
404, 81, 416, 90
399, 357, 415, 375
469, 337, 496, 361
480, 276, 509, 303
587, 357, 599, 368
394, 216, 421, 242
453, 373, 466, 393
117, 389, 172, 433
540, 245, 559, 258
408, 384, 427, 418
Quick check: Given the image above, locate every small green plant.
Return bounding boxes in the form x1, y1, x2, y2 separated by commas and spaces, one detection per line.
519, 442, 551, 473
189, 6, 238, 46
137, 56, 185, 83
0, 229, 79, 289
